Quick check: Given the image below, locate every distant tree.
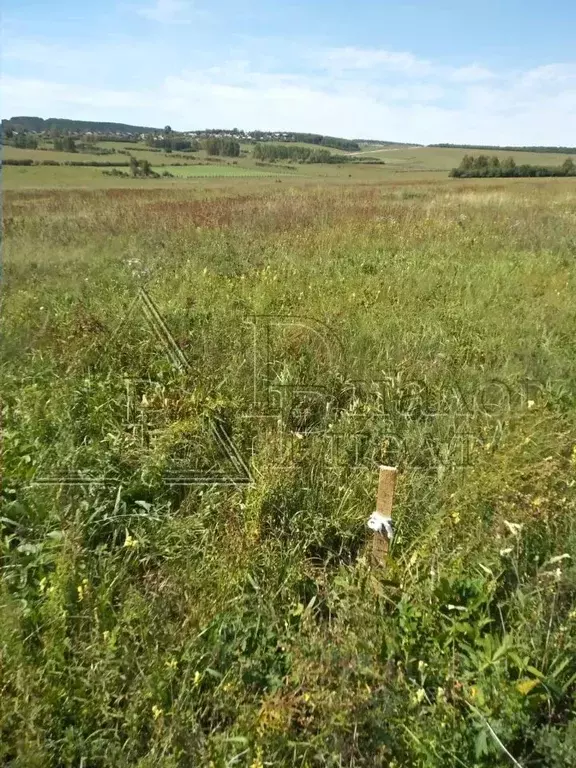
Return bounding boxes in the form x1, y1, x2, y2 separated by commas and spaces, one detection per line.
451, 154, 571, 178
129, 155, 139, 177
140, 159, 152, 176
53, 136, 77, 152
472, 156, 490, 172
459, 155, 475, 171
222, 138, 240, 157
204, 138, 221, 155
501, 157, 517, 176
13, 132, 38, 149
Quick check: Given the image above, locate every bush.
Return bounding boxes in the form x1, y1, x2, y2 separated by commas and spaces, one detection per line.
102, 168, 130, 177
3, 158, 34, 166
451, 155, 576, 178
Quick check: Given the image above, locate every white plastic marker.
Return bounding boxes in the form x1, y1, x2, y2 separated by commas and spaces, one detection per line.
368, 465, 398, 566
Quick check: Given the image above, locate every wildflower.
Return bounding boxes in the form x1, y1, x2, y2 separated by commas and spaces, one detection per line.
77, 578, 89, 601
124, 531, 137, 548
418, 660, 427, 673
152, 705, 163, 720
500, 547, 513, 556
527, 400, 535, 409
415, 688, 426, 703
517, 678, 539, 696
541, 568, 563, 581
250, 745, 264, 768
554, 568, 562, 582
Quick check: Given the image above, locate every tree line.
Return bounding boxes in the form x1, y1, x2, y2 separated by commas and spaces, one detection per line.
190, 128, 360, 151
434, 143, 576, 155
3, 116, 156, 135
53, 137, 78, 152
450, 155, 576, 178
5, 131, 39, 149
203, 138, 241, 157
145, 135, 200, 152
253, 143, 341, 163
252, 132, 359, 152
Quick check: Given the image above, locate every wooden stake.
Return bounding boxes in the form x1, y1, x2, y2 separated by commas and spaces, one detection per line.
371, 465, 398, 567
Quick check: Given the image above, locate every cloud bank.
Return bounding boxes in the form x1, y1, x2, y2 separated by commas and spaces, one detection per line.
2, 40, 575, 144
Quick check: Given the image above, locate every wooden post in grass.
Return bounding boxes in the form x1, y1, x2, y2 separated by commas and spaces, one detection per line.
371, 465, 398, 567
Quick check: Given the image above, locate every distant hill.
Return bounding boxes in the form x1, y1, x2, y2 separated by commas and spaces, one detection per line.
1, 116, 406, 149
430, 143, 576, 155
355, 139, 421, 147
2, 116, 159, 134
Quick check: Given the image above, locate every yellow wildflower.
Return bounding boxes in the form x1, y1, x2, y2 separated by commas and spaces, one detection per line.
124, 531, 137, 548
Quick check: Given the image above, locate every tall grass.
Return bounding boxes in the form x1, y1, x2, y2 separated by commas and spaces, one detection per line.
2, 179, 576, 766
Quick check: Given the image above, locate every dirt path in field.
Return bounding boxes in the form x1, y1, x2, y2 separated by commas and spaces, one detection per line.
345, 145, 425, 156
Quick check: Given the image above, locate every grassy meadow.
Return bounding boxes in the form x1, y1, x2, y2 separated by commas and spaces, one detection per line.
2, 168, 576, 767
5, 140, 576, 189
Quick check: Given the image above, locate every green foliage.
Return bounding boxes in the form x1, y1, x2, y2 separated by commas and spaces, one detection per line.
2, 115, 157, 134
203, 137, 241, 157
10, 131, 39, 149
128, 155, 157, 178
195, 129, 360, 151
3, 158, 35, 166
53, 136, 78, 152
145, 134, 199, 152
253, 143, 342, 163
451, 154, 576, 178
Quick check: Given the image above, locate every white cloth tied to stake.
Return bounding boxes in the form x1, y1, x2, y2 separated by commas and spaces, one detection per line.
367, 512, 394, 541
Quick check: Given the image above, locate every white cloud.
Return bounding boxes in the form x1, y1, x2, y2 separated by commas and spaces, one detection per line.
319, 46, 433, 76
520, 63, 576, 87
136, 0, 196, 24
0, 76, 154, 113
2, 45, 575, 145
449, 64, 496, 83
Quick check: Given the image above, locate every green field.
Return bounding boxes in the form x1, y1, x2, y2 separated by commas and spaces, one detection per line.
349, 145, 575, 170
2, 146, 576, 767
163, 165, 290, 178
5, 140, 576, 191
3, 144, 130, 164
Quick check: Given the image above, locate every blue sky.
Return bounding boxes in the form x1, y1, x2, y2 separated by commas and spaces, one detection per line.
2, 0, 576, 143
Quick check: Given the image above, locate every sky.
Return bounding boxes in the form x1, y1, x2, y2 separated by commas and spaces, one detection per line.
2, 1, 576, 144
